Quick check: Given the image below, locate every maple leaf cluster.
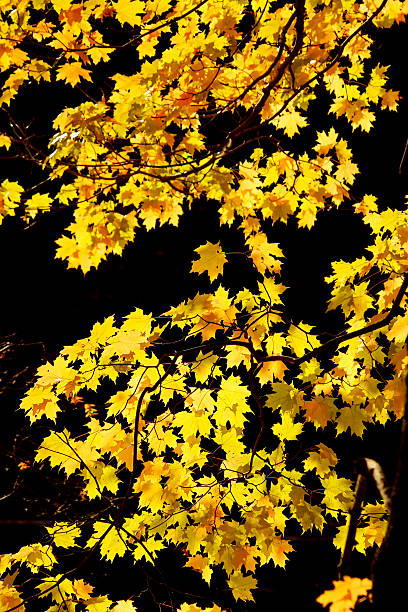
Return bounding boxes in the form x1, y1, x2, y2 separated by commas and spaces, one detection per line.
317, 576, 372, 612
0, 0, 408, 610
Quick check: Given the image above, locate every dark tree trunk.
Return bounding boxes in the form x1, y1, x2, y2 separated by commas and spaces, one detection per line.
371, 371, 408, 609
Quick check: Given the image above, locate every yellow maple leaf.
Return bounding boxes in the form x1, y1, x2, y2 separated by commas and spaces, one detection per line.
86, 595, 113, 611
335, 159, 359, 184
266, 537, 293, 567
134, 466, 165, 513
47, 522, 81, 548
111, 601, 137, 611
316, 576, 372, 612
297, 201, 318, 229
287, 323, 319, 356
314, 127, 338, 155
258, 277, 286, 305
115, 0, 144, 26
336, 405, 367, 437
122, 308, 153, 333
217, 374, 250, 411
185, 554, 213, 584
354, 193, 377, 215
21, 384, 60, 422
191, 241, 227, 282
24, 192, 52, 218
56, 62, 92, 86
266, 381, 299, 412
0, 134, 11, 149
321, 473, 353, 516
388, 315, 408, 343
83, 462, 120, 499
294, 500, 324, 533
246, 233, 283, 275
351, 107, 375, 132
300, 357, 321, 383
275, 109, 308, 137
36, 430, 82, 475
303, 444, 337, 477
257, 359, 287, 385
52, 0, 71, 10
0, 178, 23, 208
138, 35, 160, 59
89, 316, 117, 348
87, 522, 127, 561
272, 413, 302, 441
227, 571, 257, 602
36, 355, 80, 395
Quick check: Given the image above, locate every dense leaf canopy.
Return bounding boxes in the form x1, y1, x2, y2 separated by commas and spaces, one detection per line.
1, 0, 408, 610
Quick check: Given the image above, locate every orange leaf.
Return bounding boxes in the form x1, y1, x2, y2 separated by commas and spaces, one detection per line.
303, 398, 331, 428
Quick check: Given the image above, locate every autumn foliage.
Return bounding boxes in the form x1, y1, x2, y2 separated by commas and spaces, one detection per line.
317, 576, 372, 612
1, 0, 408, 609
